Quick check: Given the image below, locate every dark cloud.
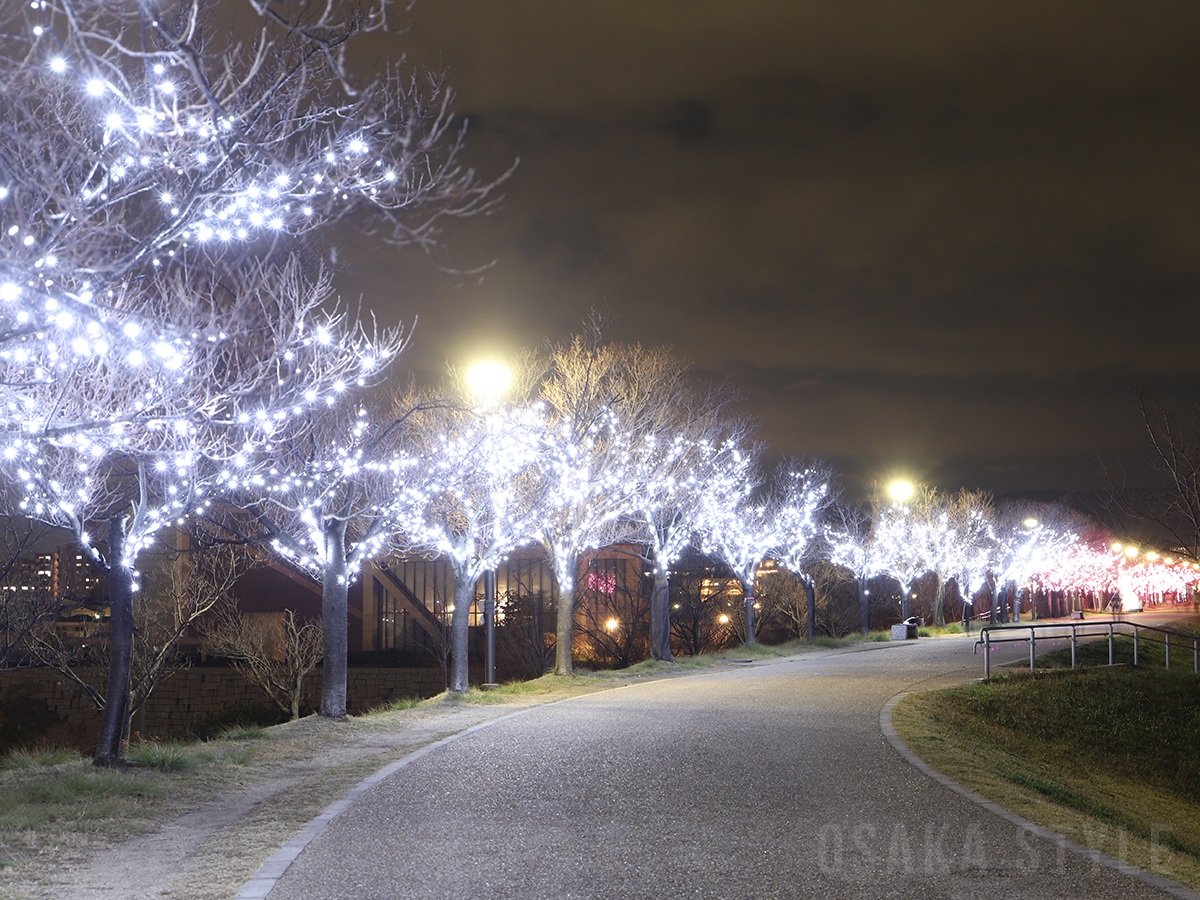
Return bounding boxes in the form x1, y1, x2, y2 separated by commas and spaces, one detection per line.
338, 1, 1200, 495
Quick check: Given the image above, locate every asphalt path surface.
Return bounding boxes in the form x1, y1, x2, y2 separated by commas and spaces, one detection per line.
262, 635, 1189, 899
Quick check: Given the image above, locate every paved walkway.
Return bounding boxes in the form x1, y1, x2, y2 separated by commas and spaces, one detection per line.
249, 635, 1196, 899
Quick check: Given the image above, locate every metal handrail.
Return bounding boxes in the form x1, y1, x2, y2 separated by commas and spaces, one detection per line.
973, 620, 1200, 678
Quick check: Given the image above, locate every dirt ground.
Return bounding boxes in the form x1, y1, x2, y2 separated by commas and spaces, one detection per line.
0, 672, 698, 900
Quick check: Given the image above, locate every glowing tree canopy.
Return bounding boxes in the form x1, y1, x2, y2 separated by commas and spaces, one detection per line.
1035, 534, 1200, 604
867, 488, 937, 620
985, 502, 1078, 621
208, 379, 416, 718
768, 459, 836, 639
533, 408, 638, 674
534, 326, 697, 677
827, 501, 886, 635
0, 0, 496, 756
625, 428, 755, 662
840, 486, 992, 626
395, 400, 547, 693
695, 446, 778, 645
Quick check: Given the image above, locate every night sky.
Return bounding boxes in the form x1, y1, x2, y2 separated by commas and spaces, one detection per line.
338, 1, 1200, 497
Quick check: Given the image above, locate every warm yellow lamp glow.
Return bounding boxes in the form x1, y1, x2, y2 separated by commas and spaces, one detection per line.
888, 481, 914, 503
466, 360, 511, 400
605, 618, 619, 632
1023, 517, 1039, 528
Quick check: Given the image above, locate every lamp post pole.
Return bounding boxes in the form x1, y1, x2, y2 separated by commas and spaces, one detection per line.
466, 359, 511, 691
484, 569, 497, 687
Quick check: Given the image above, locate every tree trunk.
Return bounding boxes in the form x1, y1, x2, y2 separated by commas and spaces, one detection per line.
319, 521, 348, 718
554, 585, 575, 676
94, 516, 132, 767
649, 567, 673, 662
859, 575, 870, 634
449, 567, 474, 692
743, 590, 756, 646
901, 581, 912, 620
933, 576, 946, 627
804, 576, 816, 640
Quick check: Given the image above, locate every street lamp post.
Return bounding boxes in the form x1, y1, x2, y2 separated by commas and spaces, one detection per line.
888, 480, 915, 619
483, 569, 497, 687
466, 360, 511, 691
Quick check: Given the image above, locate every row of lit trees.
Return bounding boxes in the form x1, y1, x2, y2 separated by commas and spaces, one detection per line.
4, 3, 1198, 769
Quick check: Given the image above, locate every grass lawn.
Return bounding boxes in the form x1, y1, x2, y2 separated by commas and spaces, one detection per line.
893, 664, 1200, 891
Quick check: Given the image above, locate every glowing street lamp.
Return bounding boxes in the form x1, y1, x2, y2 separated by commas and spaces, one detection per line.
888, 480, 914, 503
468, 359, 511, 688
466, 360, 512, 402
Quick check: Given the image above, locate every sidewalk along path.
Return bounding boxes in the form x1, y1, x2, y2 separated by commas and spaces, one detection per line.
245, 635, 1196, 900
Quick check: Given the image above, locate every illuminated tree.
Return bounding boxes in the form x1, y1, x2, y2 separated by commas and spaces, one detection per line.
395, 401, 546, 692
208, 384, 418, 718
534, 409, 636, 675
987, 501, 1079, 622
1039, 538, 1121, 603
695, 449, 777, 645
933, 489, 994, 626
866, 487, 935, 621
5, 267, 393, 756
0, 1, 496, 755
535, 325, 693, 676
866, 486, 992, 626
827, 501, 887, 634
768, 459, 836, 640
621, 382, 752, 662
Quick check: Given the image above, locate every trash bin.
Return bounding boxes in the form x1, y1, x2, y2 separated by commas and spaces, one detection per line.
903, 617, 920, 639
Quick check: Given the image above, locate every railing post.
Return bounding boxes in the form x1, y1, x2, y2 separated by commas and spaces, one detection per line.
984, 629, 991, 678
1133, 626, 1139, 667
1165, 632, 1170, 670
1193, 639, 1197, 675
1071, 626, 1077, 669
1108, 623, 1114, 666
1029, 627, 1035, 671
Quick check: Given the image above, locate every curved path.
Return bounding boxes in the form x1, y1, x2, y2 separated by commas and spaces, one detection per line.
256, 636, 1192, 899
